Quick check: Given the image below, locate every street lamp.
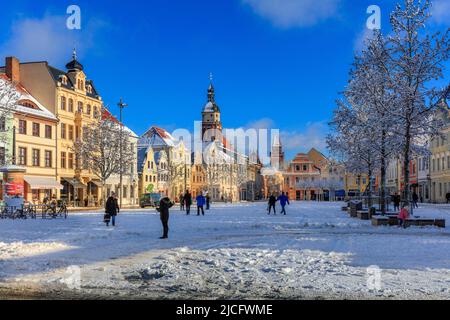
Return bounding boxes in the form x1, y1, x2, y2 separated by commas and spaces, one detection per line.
117, 97, 128, 208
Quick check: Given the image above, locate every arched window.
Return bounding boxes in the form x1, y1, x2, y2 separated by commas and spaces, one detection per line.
77, 101, 83, 113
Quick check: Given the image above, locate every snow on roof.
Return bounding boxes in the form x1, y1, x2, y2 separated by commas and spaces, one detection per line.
0, 74, 57, 121
101, 108, 138, 138
139, 126, 176, 148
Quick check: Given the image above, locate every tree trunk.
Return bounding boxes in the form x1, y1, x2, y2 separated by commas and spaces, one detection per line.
102, 180, 107, 208
380, 130, 387, 215
403, 122, 411, 206
367, 166, 373, 209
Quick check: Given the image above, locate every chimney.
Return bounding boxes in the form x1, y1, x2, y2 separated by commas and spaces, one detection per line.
6, 57, 20, 83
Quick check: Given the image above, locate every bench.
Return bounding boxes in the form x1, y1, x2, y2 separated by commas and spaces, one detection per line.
357, 210, 370, 220
372, 216, 446, 228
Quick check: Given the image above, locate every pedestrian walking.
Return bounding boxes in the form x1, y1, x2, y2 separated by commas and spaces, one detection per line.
268, 194, 277, 215
156, 195, 174, 239
277, 192, 290, 215
392, 193, 401, 212
179, 193, 185, 211
206, 193, 211, 210
104, 192, 119, 227
196, 193, 206, 216
412, 192, 419, 208
184, 190, 192, 215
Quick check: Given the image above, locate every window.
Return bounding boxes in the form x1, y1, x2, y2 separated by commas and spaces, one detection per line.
18, 147, 27, 165
32, 123, 40, 137
303, 165, 307, 171
68, 153, 74, 169
45, 125, 52, 139
61, 152, 66, 169
60, 96, 66, 111
45, 150, 52, 168
93, 106, 98, 118
61, 123, 67, 139
19, 120, 27, 134
32, 149, 40, 166
295, 165, 300, 171
0, 117, 6, 132
77, 101, 83, 113
68, 99, 74, 112
0, 147, 5, 165
86, 104, 91, 115
68, 125, 74, 141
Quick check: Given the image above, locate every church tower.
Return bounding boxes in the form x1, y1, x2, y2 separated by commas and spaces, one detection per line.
270, 134, 285, 170
201, 74, 223, 142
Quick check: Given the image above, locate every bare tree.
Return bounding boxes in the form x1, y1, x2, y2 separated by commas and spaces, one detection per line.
73, 111, 135, 202
0, 78, 20, 157
388, 0, 450, 203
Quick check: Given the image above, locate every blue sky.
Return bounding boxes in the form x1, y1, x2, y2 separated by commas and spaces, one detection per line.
1, 0, 449, 159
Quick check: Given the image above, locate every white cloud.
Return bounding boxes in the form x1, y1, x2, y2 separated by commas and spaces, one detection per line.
242, 0, 341, 28
280, 121, 329, 154
245, 117, 275, 129
354, 25, 376, 52
0, 14, 108, 66
240, 118, 329, 156
431, 0, 450, 24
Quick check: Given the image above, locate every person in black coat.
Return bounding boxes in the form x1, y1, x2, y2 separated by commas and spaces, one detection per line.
184, 190, 192, 215
157, 196, 174, 239
206, 193, 211, 210
105, 192, 119, 227
392, 193, 401, 212
268, 194, 277, 215
412, 192, 419, 208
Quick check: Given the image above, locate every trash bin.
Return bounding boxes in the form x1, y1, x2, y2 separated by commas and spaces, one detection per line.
350, 200, 363, 217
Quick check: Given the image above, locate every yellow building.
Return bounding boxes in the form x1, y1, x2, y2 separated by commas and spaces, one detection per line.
0, 67, 61, 202
137, 146, 158, 196
8, 54, 103, 206
430, 104, 450, 203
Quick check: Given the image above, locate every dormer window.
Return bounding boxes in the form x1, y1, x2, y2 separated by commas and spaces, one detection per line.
60, 75, 68, 85
86, 84, 93, 94
18, 99, 39, 110
77, 79, 84, 91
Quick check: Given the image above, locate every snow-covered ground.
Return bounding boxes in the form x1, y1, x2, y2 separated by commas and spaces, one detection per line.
0, 201, 450, 300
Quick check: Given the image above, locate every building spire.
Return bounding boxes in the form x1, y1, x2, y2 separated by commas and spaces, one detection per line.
207, 72, 215, 102
72, 48, 77, 61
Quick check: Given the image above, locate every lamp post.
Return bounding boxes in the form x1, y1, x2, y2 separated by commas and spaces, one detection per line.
117, 97, 128, 208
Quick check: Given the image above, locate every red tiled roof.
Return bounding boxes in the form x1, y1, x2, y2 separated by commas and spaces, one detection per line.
101, 108, 122, 125
153, 126, 170, 139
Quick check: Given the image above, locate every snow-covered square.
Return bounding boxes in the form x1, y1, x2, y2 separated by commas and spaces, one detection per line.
0, 201, 449, 300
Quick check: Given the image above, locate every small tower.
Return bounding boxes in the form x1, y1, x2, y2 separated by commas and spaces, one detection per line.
202, 73, 223, 142
270, 134, 285, 170
65, 49, 86, 92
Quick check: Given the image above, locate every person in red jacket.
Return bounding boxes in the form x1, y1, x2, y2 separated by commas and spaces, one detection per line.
398, 203, 410, 228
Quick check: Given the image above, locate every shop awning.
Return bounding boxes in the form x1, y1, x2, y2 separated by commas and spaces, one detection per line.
24, 176, 64, 190
88, 180, 103, 187
62, 177, 87, 189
